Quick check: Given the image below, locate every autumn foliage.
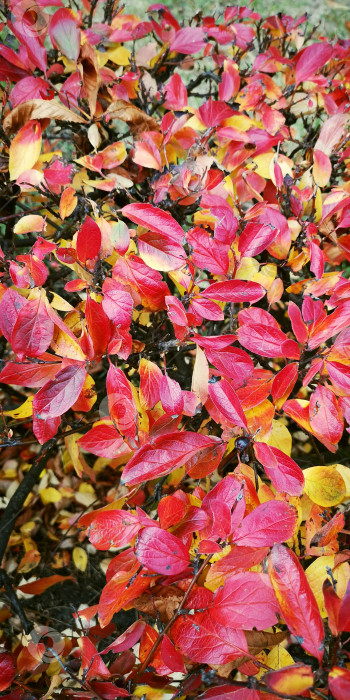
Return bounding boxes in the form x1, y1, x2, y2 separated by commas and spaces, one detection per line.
1, 1, 350, 698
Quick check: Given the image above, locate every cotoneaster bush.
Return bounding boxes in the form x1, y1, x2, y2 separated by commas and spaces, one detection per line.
0, 2, 350, 699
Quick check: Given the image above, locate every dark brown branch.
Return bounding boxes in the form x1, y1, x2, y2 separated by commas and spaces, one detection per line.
0, 568, 33, 634
0, 439, 57, 564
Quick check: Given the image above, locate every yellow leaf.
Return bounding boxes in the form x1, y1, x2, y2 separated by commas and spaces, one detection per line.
303, 466, 346, 506
51, 326, 86, 361
265, 420, 292, 456
4, 395, 34, 420
246, 151, 275, 179
40, 487, 62, 505
222, 114, 255, 131
105, 46, 131, 66
9, 120, 42, 180
253, 263, 277, 290
266, 645, 295, 670
13, 215, 46, 235
235, 257, 260, 279
305, 555, 350, 617
245, 399, 274, 441
72, 546, 88, 572
50, 292, 75, 312
334, 464, 350, 497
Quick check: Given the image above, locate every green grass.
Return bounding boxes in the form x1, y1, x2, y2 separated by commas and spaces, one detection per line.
133, 0, 350, 39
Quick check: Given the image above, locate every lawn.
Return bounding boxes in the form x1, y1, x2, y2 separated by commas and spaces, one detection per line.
134, 0, 349, 39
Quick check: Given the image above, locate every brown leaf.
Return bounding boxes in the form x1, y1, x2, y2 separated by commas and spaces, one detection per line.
78, 43, 101, 118
3, 100, 87, 134
209, 630, 288, 677
132, 584, 183, 622
101, 99, 160, 134
245, 629, 288, 654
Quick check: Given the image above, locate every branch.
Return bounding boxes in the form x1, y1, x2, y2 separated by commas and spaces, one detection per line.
0, 568, 33, 634
0, 439, 57, 563
133, 553, 213, 680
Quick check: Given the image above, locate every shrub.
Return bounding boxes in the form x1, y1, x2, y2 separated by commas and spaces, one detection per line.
0, 2, 350, 698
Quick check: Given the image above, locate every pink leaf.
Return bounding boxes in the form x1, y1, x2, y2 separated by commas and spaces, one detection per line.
33, 364, 86, 418
295, 42, 334, 85
208, 378, 247, 429
209, 572, 279, 630
122, 203, 184, 243
253, 442, 304, 496
232, 501, 297, 547
135, 527, 190, 575
202, 280, 265, 304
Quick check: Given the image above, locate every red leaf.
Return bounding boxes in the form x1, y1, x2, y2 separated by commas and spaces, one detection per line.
122, 432, 224, 485
271, 363, 298, 410
106, 363, 137, 438
78, 637, 110, 680
78, 424, 126, 458
0, 355, 60, 387
338, 579, 350, 633
138, 231, 186, 272
238, 223, 278, 257
85, 295, 111, 357
102, 279, 133, 328
311, 512, 345, 548
11, 294, 54, 360
237, 324, 300, 360
323, 581, 341, 636
232, 501, 297, 547
309, 385, 343, 447
33, 413, 61, 444
307, 304, 350, 350
268, 544, 324, 662
198, 98, 234, 127
190, 297, 224, 322
209, 572, 279, 630
202, 280, 265, 305
327, 361, 350, 394
160, 634, 186, 673
329, 667, 350, 700
170, 27, 206, 55
88, 682, 129, 698
102, 621, 146, 654
160, 374, 184, 415
184, 437, 226, 479
139, 359, 163, 410
86, 510, 141, 551
288, 301, 308, 345
208, 378, 247, 429
76, 216, 101, 264
0, 652, 16, 692
122, 203, 184, 243
171, 611, 247, 664
205, 347, 254, 388
98, 566, 152, 628
135, 527, 190, 575
253, 442, 304, 496
33, 364, 86, 418
295, 42, 334, 85
187, 227, 229, 275
207, 546, 269, 583
0, 288, 27, 342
